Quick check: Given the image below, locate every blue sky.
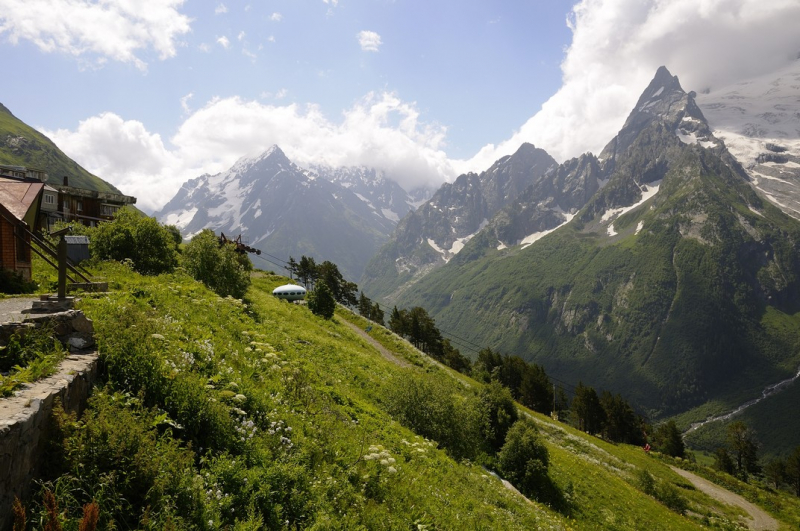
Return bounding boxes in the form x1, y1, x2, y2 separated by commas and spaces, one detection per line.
1, 0, 799, 211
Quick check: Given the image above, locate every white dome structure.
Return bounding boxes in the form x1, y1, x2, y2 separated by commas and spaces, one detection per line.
272, 284, 307, 301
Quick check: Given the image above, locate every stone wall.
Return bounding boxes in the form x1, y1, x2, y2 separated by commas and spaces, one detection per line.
0, 310, 99, 531
0, 353, 99, 531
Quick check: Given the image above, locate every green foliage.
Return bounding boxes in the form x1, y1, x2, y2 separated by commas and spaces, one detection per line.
497, 419, 550, 499
20, 261, 799, 529
40, 392, 206, 529
91, 207, 178, 274
636, 469, 687, 515
385, 372, 481, 460
787, 446, 800, 497
0, 269, 37, 294
714, 447, 736, 475
307, 281, 336, 319
182, 229, 252, 298
652, 420, 685, 458
0, 327, 66, 396
479, 380, 519, 453
571, 382, 606, 435
600, 391, 645, 445
726, 421, 760, 482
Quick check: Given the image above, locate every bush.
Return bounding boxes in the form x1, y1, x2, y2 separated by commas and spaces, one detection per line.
385, 373, 480, 459
91, 208, 178, 275
182, 229, 252, 299
0, 268, 37, 294
497, 419, 550, 499
307, 281, 336, 319
479, 381, 519, 453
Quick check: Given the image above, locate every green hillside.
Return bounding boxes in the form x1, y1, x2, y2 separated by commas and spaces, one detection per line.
0, 103, 121, 193
12, 261, 800, 529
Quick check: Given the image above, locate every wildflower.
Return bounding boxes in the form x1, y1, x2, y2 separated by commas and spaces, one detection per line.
387, 467, 397, 474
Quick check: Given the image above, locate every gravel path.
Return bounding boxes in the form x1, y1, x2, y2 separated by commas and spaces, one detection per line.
670, 467, 778, 530
341, 320, 410, 368
0, 297, 37, 323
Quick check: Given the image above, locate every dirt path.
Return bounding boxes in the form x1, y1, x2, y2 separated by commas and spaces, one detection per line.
340, 320, 410, 368
670, 467, 778, 531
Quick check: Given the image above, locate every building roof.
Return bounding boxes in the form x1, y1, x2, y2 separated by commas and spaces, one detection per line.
64, 235, 90, 244
0, 177, 44, 222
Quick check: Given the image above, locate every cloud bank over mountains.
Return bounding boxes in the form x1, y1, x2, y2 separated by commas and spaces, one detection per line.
17, 0, 800, 211
461, 0, 800, 172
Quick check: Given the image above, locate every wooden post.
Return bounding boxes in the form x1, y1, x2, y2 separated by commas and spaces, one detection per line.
57, 234, 67, 300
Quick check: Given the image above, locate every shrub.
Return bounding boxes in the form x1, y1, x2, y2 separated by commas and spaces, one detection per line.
479, 381, 519, 454
0, 268, 37, 294
386, 373, 480, 459
497, 419, 550, 499
182, 229, 252, 299
91, 207, 178, 275
307, 281, 336, 319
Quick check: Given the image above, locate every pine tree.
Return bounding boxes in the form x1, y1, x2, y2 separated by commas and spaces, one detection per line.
571, 383, 606, 435
307, 281, 336, 319
786, 445, 800, 497
652, 420, 685, 458
726, 421, 759, 482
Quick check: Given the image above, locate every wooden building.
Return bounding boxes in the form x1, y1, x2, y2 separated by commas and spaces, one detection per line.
0, 177, 44, 280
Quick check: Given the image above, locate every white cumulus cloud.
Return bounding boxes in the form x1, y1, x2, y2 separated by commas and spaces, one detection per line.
357, 30, 382, 52
214, 3, 227, 15
458, 0, 800, 173
43, 94, 453, 212
0, 0, 191, 70
217, 36, 230, 49
270, 12, 282, 22
42, 113, 182, 212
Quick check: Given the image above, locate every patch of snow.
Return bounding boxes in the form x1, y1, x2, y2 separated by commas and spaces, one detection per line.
601, 181, 662, 232
381, 208, 400, 222
676, 129, 699, 144
762, 193, 800, 218
651, 86, 664, 98
163, 207, 198, 229
748, 206, 764, 217
638, 100, 657, 112
427, 238, 445, 255
520, 211, 575, 249
697, 59, 800, 175
751, 171, 794, 186
699, 140, 717, 149
254, 209, 262, 219
635, 221, 644, 234
497, 241, 507, 250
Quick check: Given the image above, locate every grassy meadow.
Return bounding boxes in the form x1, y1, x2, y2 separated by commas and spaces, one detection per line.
8, 260, 800, 529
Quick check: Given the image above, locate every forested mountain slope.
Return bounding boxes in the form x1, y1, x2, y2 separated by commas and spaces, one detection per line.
392, 67, 800, 424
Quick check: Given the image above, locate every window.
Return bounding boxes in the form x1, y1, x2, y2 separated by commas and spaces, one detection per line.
44, 194, 55, 204
77, 201, 83, 212
101, 204, 120, 217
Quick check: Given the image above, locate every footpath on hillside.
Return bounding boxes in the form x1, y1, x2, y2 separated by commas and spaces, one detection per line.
670, 467, 777, 531
340, 319, 410, 368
